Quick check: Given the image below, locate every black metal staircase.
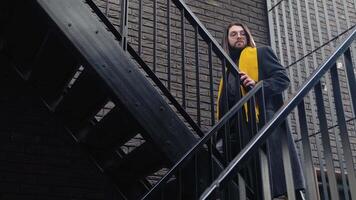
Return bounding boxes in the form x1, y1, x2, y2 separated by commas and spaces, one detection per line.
1, 0, 356, 199
198, 28, 356, 200
1, 0, 199, 199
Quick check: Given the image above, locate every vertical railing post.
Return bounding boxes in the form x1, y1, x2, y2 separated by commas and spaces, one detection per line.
238, 173, 246, 199
248, 95, 262, 200
167, 0, 171, 91
180, 8, 186, 109
195, 25, 201, 126
266, 0, 276, 50
344, 48, 356, 117
330, 63, 356, 200
105, 0, 110, 16
208, 42, 215, 126
138, 0, 142, 55
297, 100, 319, 200
221, 58, 231, 162
207, 42, 215, 185
153, 0, 157, 72
259, 149, 271, 200
281, 123, 296, 200
88, 1, 356, 199
314, 80, 340, 200
120, 0, 128, 51
258, 85, 272, 200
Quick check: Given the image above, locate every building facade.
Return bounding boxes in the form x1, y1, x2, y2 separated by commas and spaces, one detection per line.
1, 0, 355, 199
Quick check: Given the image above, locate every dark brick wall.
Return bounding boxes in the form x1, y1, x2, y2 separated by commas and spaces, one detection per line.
93, 0, 269, 131
268, 0, 356, 170
0, 59, 119, 199
91, 0, 270, 186
0, 0, 269, 198
184, 0, 269, 45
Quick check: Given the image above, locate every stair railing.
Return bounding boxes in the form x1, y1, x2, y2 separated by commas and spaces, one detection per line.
141, 81, 266, 199
87, 0, 246, 130
86, 0, 269, 198
200, 26, 356, 200
86, 1, 356, 199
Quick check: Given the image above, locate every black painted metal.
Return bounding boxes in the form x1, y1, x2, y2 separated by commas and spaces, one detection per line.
104, 0, 109, 16
3, 1, 162, 199
30, 30, 79, 106
195, 25, 201, 126
221, 58, 231, 162
295, 117, 356, 143
314, 80, 340, 200
170, 0, 242, 77
247, 95, 263, 200
54, 68, 108, 131
13, 0, 355, 199
315, 125, 330, 200
84, 2, 239, 198
138, 0, 142, 56
297, 100, 319, 200
78, 107, 142, 148
38, 0, 201, 163
305, 1, 349, 196
294, 7, 330, 197
167, 0, 171, 91
181, 8, 186, 109
120, 0, 128, 51
208, 42, 215, 126
330, 63, 356, 199
86, 0, 203, 142
200, 27, 356, 199
344, 49, 356, 119
208, 137, 215, 183
259, 149, 271, 198
70, 0, 355, 199
86, 0, 249, 165
127, 44, 204, 138
141, 82, 264, 199
280, 113, 296, 200
153, 0, 157, 72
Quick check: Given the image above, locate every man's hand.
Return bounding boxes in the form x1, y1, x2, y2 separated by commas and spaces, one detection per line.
239, 71, 256, 87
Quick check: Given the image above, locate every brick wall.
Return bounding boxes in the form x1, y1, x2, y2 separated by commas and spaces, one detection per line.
0, 0, 269, 198
267, 0, 356, 171
93, 0, 269, 132
0, 60, 120, 199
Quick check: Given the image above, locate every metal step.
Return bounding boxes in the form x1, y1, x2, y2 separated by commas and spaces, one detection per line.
2, 0, 202, 199
78, 107, 143, 149
105, 142, 166, 181
29, 32, 80, 105
54, 68, 108, 131
4, 0, 49, 77
88, 145, 164, 200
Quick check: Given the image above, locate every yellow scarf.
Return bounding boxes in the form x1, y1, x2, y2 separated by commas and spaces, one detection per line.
217, 46, 259, 120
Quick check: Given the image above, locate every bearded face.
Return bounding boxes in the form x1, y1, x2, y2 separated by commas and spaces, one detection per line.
228, 25, 247, 49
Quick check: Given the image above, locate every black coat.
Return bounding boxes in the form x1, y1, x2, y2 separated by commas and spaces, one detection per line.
258, 46, 305, 197
219, 46, 305, 197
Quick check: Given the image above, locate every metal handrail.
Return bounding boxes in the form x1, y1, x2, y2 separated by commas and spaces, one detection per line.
86, 0, 262, 198
200, 26, 356, 199
85, 0, 206, 139
85, 0, 256, 158
141, 81, 264, 199
171, 0, 242, 75
86, 0, 255, 136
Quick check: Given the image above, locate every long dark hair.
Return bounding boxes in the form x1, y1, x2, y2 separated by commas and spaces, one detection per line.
222, 22, 256, 56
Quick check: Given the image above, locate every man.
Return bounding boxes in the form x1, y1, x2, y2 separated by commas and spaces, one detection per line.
217, 22, 305, 199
